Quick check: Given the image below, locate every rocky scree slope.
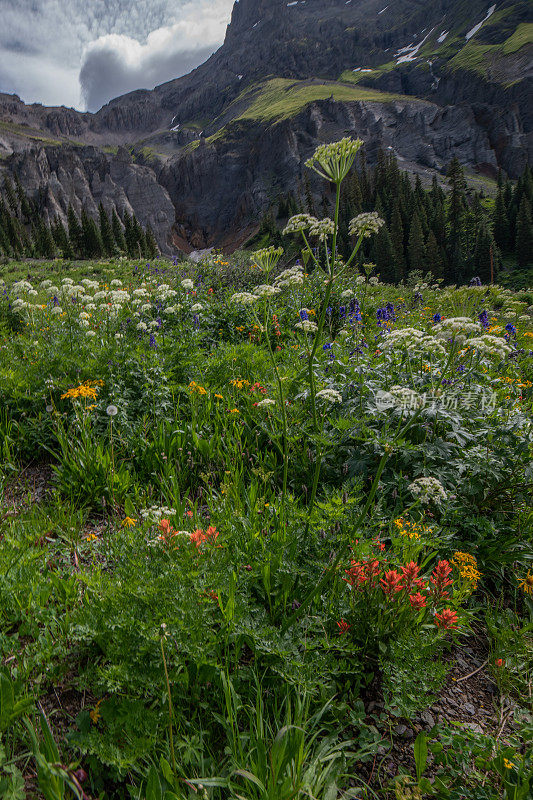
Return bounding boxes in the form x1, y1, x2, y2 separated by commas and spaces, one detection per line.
0, 0, 531, 252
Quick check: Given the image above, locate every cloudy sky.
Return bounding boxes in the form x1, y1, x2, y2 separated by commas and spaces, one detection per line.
0, 0, 234, 112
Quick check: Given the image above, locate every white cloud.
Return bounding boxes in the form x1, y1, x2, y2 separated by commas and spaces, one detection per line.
80, 1, 234, 110
0, 0, 234, 110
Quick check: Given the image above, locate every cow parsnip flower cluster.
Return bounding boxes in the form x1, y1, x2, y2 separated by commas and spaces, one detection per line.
467, 334, 512, 359
348, 212, 385, 239
409, 477, 448, 505
380, 328, 446, 356
433, 317, 482, 337
274, 264, 304, 289
305, 136, 363, 183
315, 389, 342, 404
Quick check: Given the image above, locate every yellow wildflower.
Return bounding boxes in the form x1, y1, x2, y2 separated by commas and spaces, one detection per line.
90, 700, 103, 725
451, 552, 482, 587
519, 570, 533, 596
121, 517, 137, 528
189, 381, 207, 395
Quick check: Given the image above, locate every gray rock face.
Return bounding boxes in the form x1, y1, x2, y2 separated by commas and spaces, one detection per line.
7, 147, 175, 252
156, 93, 520, 249
0, 0, 531, 252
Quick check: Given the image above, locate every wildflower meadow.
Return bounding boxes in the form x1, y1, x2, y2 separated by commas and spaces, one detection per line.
0, 140, 532, 799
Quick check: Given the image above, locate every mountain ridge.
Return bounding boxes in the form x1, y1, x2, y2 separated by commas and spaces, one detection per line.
0, 0, 531, 252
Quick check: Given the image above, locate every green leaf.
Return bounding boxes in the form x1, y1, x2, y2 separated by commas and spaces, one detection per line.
414, 731, 428, 782
159, 757, 175, 784
146, 765, 162, 800
232, 769, 266, 791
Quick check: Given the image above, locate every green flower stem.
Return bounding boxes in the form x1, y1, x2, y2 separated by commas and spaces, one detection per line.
283, 408, 422, 633
282, 448, 390, 633
160, 636, 177, 780
258, 302, 289, 536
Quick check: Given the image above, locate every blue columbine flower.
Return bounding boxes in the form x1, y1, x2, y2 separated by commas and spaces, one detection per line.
478, 310, 489, 329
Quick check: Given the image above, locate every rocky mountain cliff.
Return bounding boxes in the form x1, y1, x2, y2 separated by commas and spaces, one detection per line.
0, 0, 531, 253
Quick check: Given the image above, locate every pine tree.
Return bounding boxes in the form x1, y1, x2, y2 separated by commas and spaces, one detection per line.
471, 224, 496, 284
81, 209, 103, 258
493, 183, 509, 252
425, 230, 444, 277
15, 175, 33, 223
99, 203, 115, 256
390, 199, 405, 276
372, 225, 397, 283
123, 212, 135, 257
67, 206, 83, 256
52, 218, 73, 259
35, 220, 56, 258
515, 196, 533, 269
131, 213, 145, 258
111, 209, 127, 252
144, 225, 159, 259
408, 213, 425, 271
446, 157, 467, 278
3, 178, 18, 215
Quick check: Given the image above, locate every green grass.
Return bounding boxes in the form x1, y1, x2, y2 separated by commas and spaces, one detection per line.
339, 63, 397, 85
0, 120, 63, 146
233, 78, 416, 124
502, 22, 533, 54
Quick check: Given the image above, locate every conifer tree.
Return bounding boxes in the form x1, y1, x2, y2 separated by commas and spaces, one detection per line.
390, 199, 405, 276
408, 213, 425, 271
81, 209, 103, 258
52, 218, 73, 259
471, 224, 497, 284
493, 183, 510, 252
446, 157, 467, 280
123, 212, 137, 257
99, 203, 115, 256
372, 225, 397, 283
425, 230, 444, 277
35, 219, 57, 258
515, 196, 533, 269
144, 225, 159, 259
3, 178, 18, 215
67, 206, 83, 256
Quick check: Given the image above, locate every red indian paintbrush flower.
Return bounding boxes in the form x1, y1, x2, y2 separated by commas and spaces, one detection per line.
337, 619, 351, 635
400, 561, 420, 590
409, 592, 427, 609
344, 561, 368, 589
435, 608, 458, 629
190, 525, 220, 549
381, 569, 403, 597
430, 560, 453, 600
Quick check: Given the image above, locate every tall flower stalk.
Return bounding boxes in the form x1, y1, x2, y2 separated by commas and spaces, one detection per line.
284, 139, 384, 525
232, 140, 386, 541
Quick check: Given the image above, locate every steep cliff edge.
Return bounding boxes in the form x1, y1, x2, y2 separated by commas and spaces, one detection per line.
0, 0, 531, 252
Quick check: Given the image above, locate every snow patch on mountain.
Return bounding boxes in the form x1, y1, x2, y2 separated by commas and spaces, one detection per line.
466, 5, 497, 41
